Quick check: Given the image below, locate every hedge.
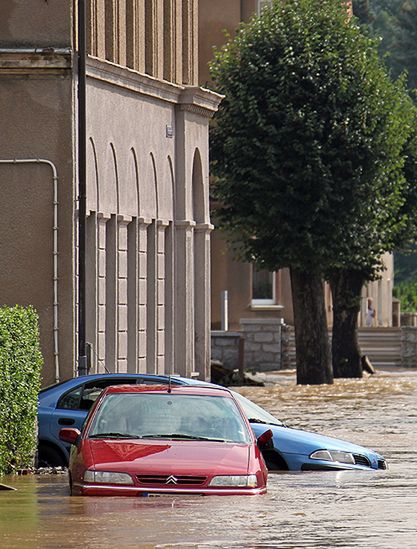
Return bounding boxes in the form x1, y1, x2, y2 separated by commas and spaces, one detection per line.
0, 306, 43, 475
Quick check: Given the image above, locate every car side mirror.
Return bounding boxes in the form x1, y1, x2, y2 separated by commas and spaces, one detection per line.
59, 427, 81, 445
257, 429, 273, 449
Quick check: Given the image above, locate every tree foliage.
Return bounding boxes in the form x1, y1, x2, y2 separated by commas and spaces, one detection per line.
353, 0, 417, 91
211, 0, 414, 277
210, 0, 416, 383
353, 0, 417, 317
393, 280, 417, 312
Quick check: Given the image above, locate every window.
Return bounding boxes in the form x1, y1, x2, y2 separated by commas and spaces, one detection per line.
88, 393, 251, 443
252, 267, 276, 305
58, 378, 139, 411
257, 0, 272, 15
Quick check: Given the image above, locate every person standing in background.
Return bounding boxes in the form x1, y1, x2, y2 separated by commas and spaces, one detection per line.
366, 297, 376, 327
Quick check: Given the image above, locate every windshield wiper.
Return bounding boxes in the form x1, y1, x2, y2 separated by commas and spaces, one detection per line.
248, 418, 283, 427
141, 433, 226, 442
89, 433, 142, 439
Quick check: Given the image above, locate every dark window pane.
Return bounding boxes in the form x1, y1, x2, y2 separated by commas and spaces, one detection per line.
252, 269, 273, 300
58, 386, 83, 410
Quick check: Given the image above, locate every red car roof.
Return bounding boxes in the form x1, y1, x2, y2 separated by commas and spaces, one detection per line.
101, 384, 233, 397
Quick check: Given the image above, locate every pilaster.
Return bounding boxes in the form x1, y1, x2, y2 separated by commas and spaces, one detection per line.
164, 222, 175, 373
175, 219, 195, 376
105, 214, 118, 371
156, 219, 169, 373
137, 217, 151, 372
86, 212, 98, 372
96, 213, 111, 371
146, 220, 157, 373
117, 215, 132, 372
194, 222, 213, 380
127, 218, 138, 372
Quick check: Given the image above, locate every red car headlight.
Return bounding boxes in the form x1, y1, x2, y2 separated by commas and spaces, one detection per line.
84, 470, 134, 485
209, 474, 258, 488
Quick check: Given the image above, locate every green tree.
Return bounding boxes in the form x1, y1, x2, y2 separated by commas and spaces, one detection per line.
353, 0, 417, 90
393, 1, 417, 90
329, 102, 416, 378
353, 0, 417, 341
210, 0, 414, 384
393, 280, 417, 312
353, 0, 374, 23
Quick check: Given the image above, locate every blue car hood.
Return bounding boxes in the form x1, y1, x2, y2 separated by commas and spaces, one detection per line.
252, 423, 380, 457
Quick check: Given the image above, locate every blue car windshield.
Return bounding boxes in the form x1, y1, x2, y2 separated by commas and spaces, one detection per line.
231, 391, 283, 426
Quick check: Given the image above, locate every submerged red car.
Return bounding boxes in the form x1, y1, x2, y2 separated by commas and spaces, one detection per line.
59, 385, 270, 496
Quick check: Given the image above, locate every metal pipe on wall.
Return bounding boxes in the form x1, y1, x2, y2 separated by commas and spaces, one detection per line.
77, 0, 88, 376
0, 158, 60, 383
221, 290, 229, 331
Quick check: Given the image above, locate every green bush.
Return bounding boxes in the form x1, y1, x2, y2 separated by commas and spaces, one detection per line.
0, 306, 43, 475
393, 280, 417, 313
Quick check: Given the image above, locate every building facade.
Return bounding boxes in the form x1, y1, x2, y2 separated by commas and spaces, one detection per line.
0, 0, 221, 385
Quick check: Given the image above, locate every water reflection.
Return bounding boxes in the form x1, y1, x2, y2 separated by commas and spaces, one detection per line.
1, 369, 416, 548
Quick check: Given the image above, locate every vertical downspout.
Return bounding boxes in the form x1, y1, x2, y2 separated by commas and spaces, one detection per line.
0, 158, 60, 382
77, 0, 88, 375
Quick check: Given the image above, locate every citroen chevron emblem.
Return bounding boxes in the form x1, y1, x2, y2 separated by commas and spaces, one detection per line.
166, 475, 178, 485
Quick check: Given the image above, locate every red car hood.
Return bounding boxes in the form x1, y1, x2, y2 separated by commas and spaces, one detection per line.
88, 439, 251, 476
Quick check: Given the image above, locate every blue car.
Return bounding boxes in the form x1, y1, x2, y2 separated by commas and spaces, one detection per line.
231, 391, 387, 472
38, 373, 387, 471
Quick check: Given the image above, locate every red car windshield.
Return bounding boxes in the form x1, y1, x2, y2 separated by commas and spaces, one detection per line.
87, 393, 251, 444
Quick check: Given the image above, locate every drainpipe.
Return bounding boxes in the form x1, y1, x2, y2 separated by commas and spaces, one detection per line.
77, 0, 88, 376
0, 158, 60, 383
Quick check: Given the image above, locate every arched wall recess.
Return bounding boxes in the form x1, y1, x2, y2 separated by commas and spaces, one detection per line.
119, 147, 140, 217
139, 152, 158, 219
98, 142, 119, 214
192, 148, 205, 224
87, 137, 99, 213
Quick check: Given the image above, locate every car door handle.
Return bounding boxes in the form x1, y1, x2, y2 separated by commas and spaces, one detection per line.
58, 418, 75, 426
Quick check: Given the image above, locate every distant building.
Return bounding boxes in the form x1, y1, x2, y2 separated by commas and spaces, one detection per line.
199, 0, 394, 370
0, 1, 221, 385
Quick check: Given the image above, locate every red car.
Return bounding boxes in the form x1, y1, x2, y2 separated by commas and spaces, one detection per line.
59, 385, 271, 496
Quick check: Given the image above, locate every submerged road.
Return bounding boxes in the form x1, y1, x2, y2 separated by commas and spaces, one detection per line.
1, 368, 416, 548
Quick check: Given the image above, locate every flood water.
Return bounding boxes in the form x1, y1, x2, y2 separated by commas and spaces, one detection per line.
1, 368, 417, 548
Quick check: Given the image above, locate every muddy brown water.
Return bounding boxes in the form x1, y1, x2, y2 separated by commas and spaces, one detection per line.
1, 368, 416, 548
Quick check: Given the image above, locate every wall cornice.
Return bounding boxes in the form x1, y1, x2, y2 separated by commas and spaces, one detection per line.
178, 86, 224, 118
0, 48, 72, 75
86, 56, 223, 115
86, 56, 184, 104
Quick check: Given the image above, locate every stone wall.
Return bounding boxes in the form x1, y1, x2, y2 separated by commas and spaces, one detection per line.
401, 327, 417, 368
401, 313, 417, 327
240, 318, 282, 372
211, 331, 242, 371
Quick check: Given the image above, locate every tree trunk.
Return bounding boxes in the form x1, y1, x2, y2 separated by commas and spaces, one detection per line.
290, 267, 333, 385
329, 269, 365, 378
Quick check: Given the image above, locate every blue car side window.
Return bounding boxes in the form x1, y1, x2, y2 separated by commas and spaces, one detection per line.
57, 378, 142, 411
58, 386, 83, 410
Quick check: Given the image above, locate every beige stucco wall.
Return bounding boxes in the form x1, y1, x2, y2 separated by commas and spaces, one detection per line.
84, 58, 218, 379
1, 0, 221, 386
198, 0, 241, 86
0, 57, 76, 386
0, 0, 72, 48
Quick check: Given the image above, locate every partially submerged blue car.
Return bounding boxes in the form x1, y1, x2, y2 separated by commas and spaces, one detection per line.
38, 373, 387, 472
